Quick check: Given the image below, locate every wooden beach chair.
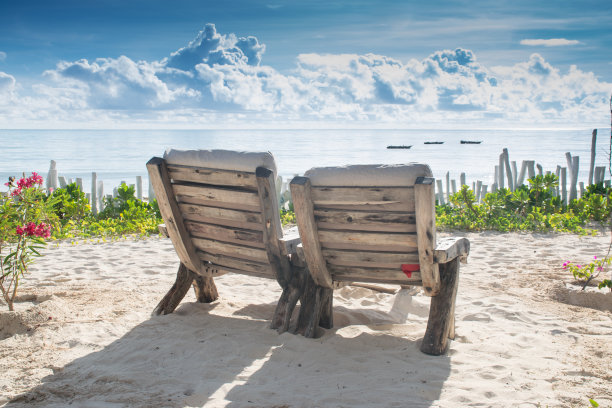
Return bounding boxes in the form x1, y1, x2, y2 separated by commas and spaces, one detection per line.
146, 149, 301, 330
289, 164, 470, 355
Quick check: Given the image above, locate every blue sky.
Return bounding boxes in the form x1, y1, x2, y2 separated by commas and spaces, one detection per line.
0, 0, 611, 128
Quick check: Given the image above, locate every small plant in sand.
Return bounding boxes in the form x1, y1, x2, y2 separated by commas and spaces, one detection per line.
563, 256, 612, 291
0, 173, 57, 311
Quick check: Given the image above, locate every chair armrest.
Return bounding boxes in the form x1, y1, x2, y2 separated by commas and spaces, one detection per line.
279, 226, 301, 255
158, 224, 169, 238
434, 237, 470, 264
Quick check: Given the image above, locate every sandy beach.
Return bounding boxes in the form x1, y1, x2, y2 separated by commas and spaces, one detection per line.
1, 231, 611, 407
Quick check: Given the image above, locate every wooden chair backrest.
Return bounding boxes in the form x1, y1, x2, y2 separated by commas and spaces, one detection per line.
147, 149, 289, 282
291, 163, 441, 294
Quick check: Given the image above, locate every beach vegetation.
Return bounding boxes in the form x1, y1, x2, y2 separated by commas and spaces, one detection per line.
436, 178, 610, 234
0, 173, 57, 311
563, 256, 612, 291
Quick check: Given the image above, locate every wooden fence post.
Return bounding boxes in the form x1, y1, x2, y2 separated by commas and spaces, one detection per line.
91, 172, 98, 214
527, 161, 536, 180
136, 176, 143, 200
46, 160, 58, 190
517, 160, 528, 186
561, 167, 567, 205
436, 179, 445, 205
503, 148, 513, 191
498, 153, 505, 189
588, 129, 597, 185
460, 172, 466, 187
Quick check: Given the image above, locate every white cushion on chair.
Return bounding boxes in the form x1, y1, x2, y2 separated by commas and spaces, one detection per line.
163, 149, 277, 176
304, 163, 432, 187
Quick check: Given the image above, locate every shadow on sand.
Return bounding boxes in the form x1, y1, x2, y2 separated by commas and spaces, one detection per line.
8, 300, 450, 408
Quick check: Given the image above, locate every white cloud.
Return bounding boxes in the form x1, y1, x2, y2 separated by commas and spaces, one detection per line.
0, 25, 610, 128
0, 72, 15, 94
520, 38, 581, 47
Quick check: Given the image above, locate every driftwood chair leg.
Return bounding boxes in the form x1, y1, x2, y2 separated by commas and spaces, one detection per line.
421, 257, 460, 355
318, 288, 334, 329
192, 274, 219, 303
153, 263, 197, 315
271, 284, 302, 333
295, 274, 334, 338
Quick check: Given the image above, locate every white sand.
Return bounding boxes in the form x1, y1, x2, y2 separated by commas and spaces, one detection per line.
1, 232, 611, 407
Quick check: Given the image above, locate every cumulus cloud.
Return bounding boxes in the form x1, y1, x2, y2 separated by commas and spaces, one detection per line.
0, 71, 16, 94
520, 39, 581, 47
1, 24, 610, 127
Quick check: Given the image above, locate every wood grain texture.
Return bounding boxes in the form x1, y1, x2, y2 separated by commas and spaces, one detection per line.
314, 209, 416, 232
198, 251, 275, 276
318, 230, 417, 252
173, 184, 261, 210
291, 176, 333, 288
256, 166, 293, 287
434, 237, 470, 263
311, 186, 413, 204
330, 266, 422, 284
322, 248, 419, 268
414, 177, 440, 296
147, 157, 201, 273
185, 220, 265, 248
421, 257, 460, 355
178, 203, 264, 231
167, 164, 258, 189
153, 263, 196, 315
191, 237, 269, 263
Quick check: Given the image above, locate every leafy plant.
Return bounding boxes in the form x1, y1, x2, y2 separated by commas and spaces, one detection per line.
563, 256, 612, 291
0, 173, 57, 310
47, 182, 91, 224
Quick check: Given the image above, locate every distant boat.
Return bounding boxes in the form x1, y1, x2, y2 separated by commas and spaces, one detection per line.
387, 145, 412, 149
460, 140, 482, 144
424, 141, 444, 145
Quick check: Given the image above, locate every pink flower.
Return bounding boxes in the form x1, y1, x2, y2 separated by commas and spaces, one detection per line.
48, 187, 54, 194
594, 256, 597, 260
576, 265, 582, 269
30, 172, 43, 186
34, 223, 51, 238
15, 226, 24, 235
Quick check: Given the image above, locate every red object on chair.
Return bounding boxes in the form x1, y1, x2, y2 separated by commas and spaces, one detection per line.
401, 264, 420, 278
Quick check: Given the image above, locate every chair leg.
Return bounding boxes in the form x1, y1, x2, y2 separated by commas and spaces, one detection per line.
153, 263, 197, 315
271, 284, 302, 333
420, 257, 460, 355
318, 289, 334, 329
296, 274, 334, 338
192, 274, 218, 303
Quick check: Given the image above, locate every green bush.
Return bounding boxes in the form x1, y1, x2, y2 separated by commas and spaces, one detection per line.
436, 176, 609, 234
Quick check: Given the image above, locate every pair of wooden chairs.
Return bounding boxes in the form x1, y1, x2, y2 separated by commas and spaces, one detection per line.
147, 149, 469, 355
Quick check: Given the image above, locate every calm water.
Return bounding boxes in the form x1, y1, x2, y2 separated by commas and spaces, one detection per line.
0, 128, 608, 195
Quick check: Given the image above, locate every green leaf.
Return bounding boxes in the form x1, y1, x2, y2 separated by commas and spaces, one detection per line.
589, 398, 599, 407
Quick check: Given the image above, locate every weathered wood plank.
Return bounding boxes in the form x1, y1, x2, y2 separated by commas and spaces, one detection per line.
322, 248, 419, 268
291, 176, 333, 288
173, 184, 261, 210
147, 157, 201, 272
318, 230, 417, 252
198, 251, 275, 276
414, 176, 440, 296
314, 209, 416, 232
313, 201, 415, 212
178, 203, 264, 231
434, 237, 470, 264
330, 266, 422, 284
311, 186, 413, 204
256, 166, 293, 287
185, 220, 265, 248
167, 164, 258, 189
192, 237, 269, 262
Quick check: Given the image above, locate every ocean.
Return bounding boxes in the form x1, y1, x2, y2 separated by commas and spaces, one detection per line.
1, 128, 609, 196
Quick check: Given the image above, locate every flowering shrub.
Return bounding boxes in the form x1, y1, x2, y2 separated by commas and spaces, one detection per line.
0, 173, 57, 311
563, 256, 612, 291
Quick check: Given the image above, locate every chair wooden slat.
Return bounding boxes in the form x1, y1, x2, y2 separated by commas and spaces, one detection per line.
167, 164, 259, 189
314, 209, 416, 232
178, 203, 264, 231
